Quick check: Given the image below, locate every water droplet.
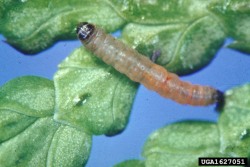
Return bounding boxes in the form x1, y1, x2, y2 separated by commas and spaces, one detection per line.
240, 129, 250, 140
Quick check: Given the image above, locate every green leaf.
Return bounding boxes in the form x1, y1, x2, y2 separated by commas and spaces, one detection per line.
47, 125, 92, 167
0, 117, 59, 167
142, 121, 222, 167
0, 117, 91, 167
54, 47, 138, 135
0, 76, 92, 166
0, 0, 16, 18
227, 40, 250, 54
218, 84, 250, 157
109, 0, 213, 24
0, 0, 125, 54
122, 16, 225, 75
114, 159, 145, 167
0, 76, 55, 117
209, 0, 250, 54
0, 109, 37, 143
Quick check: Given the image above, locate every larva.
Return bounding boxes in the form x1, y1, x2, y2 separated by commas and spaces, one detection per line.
76, 22, 223, 106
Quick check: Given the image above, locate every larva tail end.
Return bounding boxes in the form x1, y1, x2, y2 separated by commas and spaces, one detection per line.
215, 90, 225, 111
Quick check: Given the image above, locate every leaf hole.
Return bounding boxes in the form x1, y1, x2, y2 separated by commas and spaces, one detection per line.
73, 93, 91, 106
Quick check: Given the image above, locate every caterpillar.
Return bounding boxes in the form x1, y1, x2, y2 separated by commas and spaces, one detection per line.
76, 22, 223, 106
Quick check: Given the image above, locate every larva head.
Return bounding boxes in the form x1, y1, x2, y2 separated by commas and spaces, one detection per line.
76, 22, 95, 42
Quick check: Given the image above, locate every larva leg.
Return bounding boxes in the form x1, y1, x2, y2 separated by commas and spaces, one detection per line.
151, 50, 161, 62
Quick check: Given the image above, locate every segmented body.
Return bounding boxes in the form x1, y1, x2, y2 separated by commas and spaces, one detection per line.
76, 22, 222, 106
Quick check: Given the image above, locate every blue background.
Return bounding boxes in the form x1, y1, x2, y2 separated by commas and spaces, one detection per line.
0, 33, 250, 167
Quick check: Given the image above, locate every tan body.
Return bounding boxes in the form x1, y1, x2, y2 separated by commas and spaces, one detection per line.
78, 24, 220, 106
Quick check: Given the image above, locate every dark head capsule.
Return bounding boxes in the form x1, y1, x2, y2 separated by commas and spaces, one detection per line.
76, 22, 95, 41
